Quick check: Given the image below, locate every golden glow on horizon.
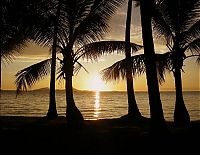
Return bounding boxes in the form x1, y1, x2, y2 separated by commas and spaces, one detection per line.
87, 74, 107, 91
1, 7, 199, 92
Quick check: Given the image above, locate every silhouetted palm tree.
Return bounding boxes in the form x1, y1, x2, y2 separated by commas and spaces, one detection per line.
101, 52, 172, 120
0, 0, 34, 97
2, 0, 59, 118
123, 0, 142, 118
15, 0, 125, 126
45, 0, 60, 118
152, 0, 200, 127
139, 0, 167, 131
84, 0, 143, 119
80, 0, 143, 119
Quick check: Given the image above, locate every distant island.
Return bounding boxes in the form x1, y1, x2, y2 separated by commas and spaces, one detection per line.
31, 87, 81, 92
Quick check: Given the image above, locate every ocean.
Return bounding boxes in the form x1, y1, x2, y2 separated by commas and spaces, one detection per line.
0, 90, 199, 121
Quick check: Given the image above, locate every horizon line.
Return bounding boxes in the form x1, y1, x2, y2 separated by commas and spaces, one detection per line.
2, 87, 200, 92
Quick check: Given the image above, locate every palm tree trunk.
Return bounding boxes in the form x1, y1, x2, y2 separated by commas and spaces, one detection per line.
46, 30, 58, 118
64, 53, 84, 127
173, 67, 190, 127
140, 0, 166, 130
46, 1, 62, 118
124, 0, 141, 118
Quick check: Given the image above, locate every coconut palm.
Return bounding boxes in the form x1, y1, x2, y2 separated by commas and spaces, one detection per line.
15, 0, 125, 126
152, 0, 200, 127
101, 52, 172, 120
1, 0, 59, 118
44, 0, 61, 118
81, 0, 143, 119
0, 0, 35, 97
139, 0, 167, 130
123, 0, 142, 118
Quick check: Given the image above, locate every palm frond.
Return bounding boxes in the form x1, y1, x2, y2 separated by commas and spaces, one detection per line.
74, 13, 109, 45
181, 20, 200, 46
72, 0, 125, 45
131, 54, 146, 76
185, 38, 200, 54
181, 0, 200, 31
153, 0, 199, 44
152, 6, 174, 44
1, 32, 28, 62
56, 64, 65, 83
15, 58, 51, 95
74, 61, 89, 76
101, 54, 146, 82
78, 41, 142, 61
101, 59, 127, 82
155, 52, 172, 83
101, 52, 172, 84
164, 0, 198, 32
25, 0, 61, 48
56, 65, 65, 84
196, 56, 200, 63
1, 0, 49, 62
56, 59, 89, 83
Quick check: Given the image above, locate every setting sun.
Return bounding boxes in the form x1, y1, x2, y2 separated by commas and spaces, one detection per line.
87, 74, 106, 91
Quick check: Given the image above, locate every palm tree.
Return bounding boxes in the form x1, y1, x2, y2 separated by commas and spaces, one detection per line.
152, 0, 200, 127
15, 41, 139, 122
0, 0, 34, 97
45, 0, 61, 118
15, 0, 125, 127
139, 0, 167, 131
123, 0, 142, 118
80, 0, 144, 119
2, 0, 59, 118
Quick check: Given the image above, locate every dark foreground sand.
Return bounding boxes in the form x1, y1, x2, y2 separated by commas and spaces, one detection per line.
1, 116, 200, 154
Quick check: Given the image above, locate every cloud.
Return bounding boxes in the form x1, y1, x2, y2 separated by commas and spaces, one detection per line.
105, 5, 142, 42
19, 42, 50, 57
15, 56, 49, 63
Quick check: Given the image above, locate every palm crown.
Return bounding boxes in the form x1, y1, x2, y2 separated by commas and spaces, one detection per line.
152, 0, 200, 127
14, 0, 126, 88
152, 0, 200, 64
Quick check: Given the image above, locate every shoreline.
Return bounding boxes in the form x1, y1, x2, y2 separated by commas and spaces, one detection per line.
1, 116, 200, 153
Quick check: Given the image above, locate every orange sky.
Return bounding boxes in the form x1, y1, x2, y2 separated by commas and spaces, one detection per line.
1, 4, 200, 91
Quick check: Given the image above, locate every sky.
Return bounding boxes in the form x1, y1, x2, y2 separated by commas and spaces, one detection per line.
1, 4, 200, 91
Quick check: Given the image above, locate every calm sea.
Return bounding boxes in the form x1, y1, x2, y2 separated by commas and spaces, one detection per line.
0, 90, 199, 121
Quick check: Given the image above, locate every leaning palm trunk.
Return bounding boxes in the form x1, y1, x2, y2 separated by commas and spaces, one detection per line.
173, 59, 190, 127
140, 0, 166, 130
126, 69, 141, 117
124, 0, 141, 118
64, 51, 84, 127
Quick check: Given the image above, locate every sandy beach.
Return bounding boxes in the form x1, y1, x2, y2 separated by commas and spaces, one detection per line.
1, 116, 200, 154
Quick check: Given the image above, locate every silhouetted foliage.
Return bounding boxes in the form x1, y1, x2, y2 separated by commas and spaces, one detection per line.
15, 0, 125, 126
101, 52, 172, 83
153, 0, 200, 127
140, 0, 167, 131
1, 0, 40, 97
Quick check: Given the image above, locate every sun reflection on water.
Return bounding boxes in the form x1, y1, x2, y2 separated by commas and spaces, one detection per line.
94, 91, 101, 119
